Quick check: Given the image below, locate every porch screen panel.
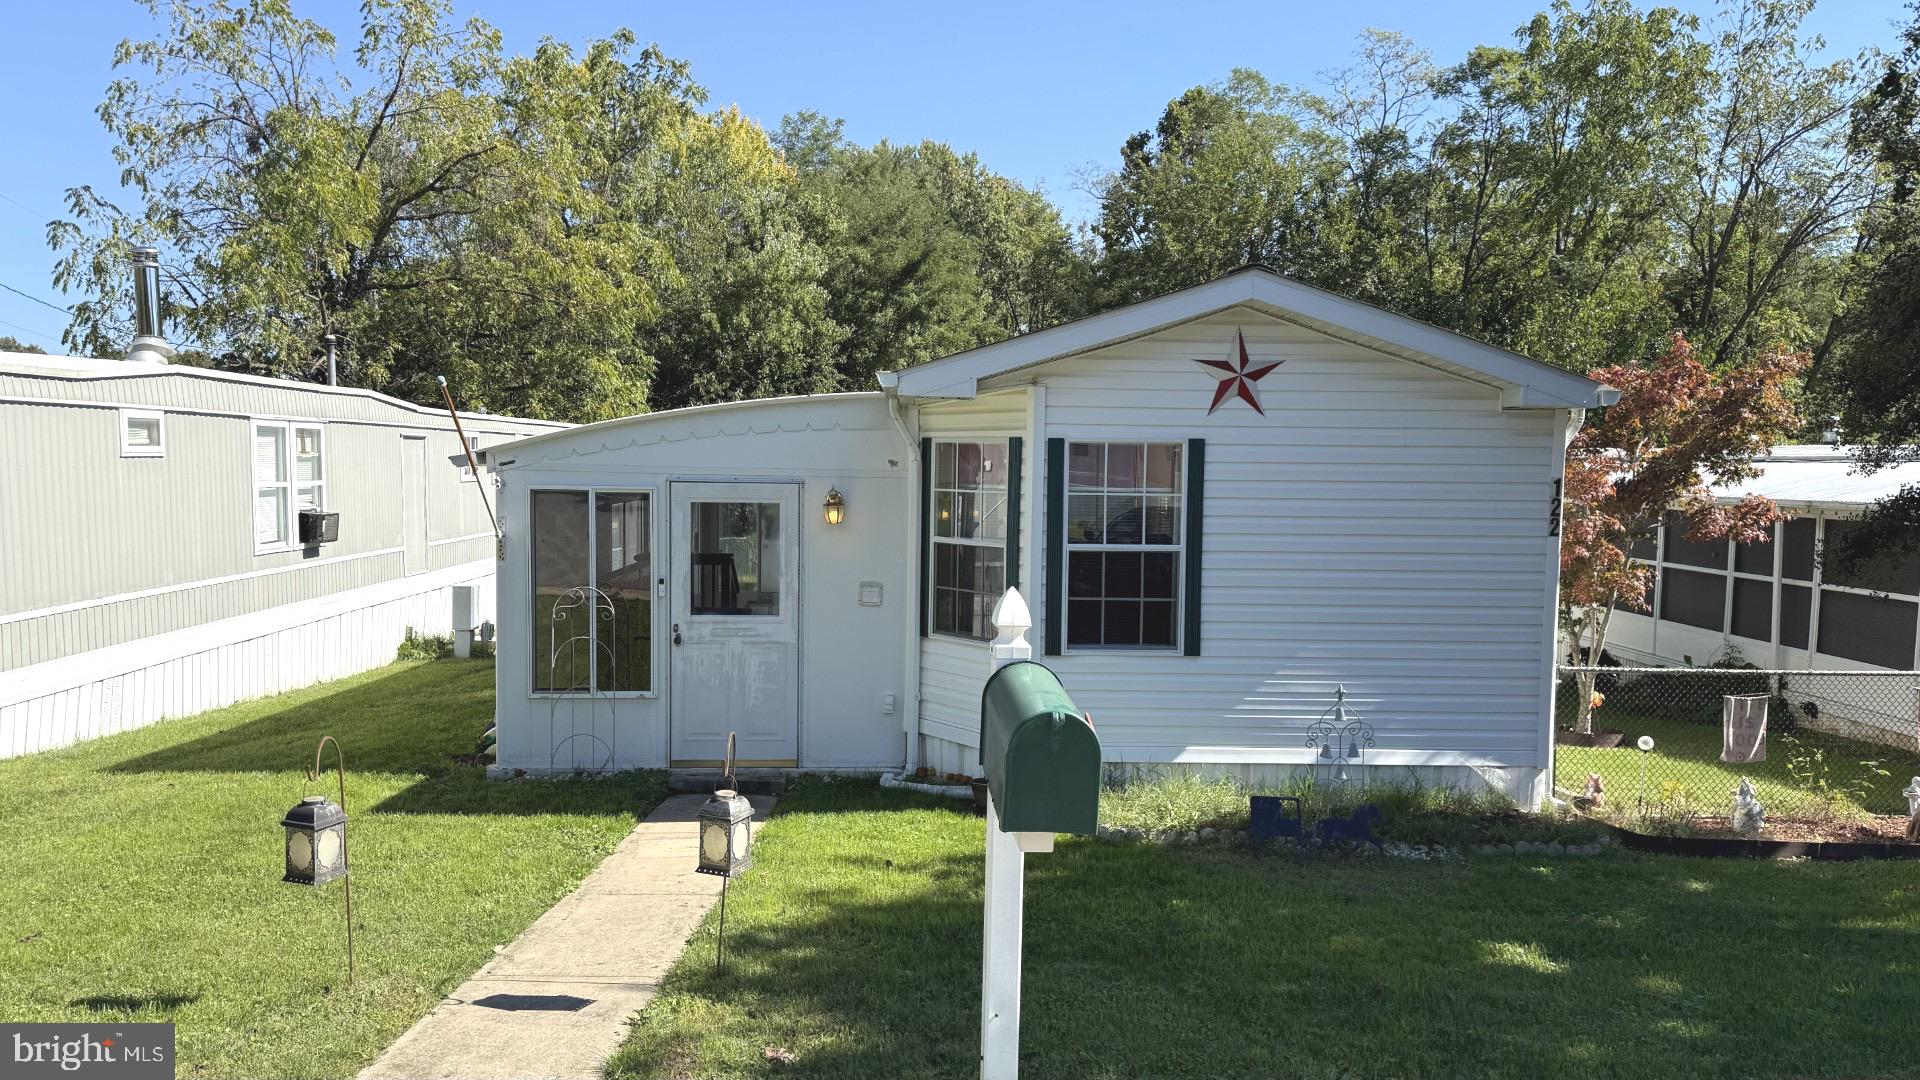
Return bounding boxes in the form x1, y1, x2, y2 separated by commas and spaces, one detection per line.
532, 490, 590, 692
1660, 566, 1724, 631
1663, 512, 1728, 570
1780, 584, 1811, 650
1818, 590, 1917, 668
1731, 578, 1771, 642
1822, 520, 1920, 594
1733, 533, 1774, 576
1781, 519, 1816, 580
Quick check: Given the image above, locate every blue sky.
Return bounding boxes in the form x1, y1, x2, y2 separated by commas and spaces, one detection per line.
0, 0, 1899, 355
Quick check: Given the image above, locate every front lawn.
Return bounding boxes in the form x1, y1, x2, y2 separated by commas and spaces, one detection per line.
608, 780, 1920, 1080
0, 659, 666, 1080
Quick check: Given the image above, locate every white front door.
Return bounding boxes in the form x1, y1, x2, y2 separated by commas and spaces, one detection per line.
670, 482, 800, 766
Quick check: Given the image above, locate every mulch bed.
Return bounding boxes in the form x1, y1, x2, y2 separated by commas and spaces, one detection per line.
1674, 813, 1919, 844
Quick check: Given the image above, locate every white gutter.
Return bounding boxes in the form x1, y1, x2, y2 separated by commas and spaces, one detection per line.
884, 383, 923, 773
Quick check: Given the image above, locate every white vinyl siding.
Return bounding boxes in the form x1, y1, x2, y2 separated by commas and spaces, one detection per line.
1015, 308, 1561, 767
254, 421, 325, 553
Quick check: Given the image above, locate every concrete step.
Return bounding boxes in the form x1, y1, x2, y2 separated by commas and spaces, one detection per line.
666, 769, 789, 796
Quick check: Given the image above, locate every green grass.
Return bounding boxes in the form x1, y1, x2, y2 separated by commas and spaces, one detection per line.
0, 659, 666, 1080
1556, 713, 1920, 820
607, 780, 1920, 1080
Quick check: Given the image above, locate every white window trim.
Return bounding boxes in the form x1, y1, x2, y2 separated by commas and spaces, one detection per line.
252, 419, 327, 555
1061, 440, 1187, 653
528, 486, 660, 698
928, 438, 1013, 643
119, 408, 165, 458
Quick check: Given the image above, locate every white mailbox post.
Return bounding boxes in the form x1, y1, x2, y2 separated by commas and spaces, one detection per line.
980, 587, 1052, 1080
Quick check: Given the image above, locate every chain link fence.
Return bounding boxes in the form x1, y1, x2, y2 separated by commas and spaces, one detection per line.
1554, 666, 1920, 831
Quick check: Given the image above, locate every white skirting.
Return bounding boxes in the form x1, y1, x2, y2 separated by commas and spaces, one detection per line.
0, 560, 498, 758
918, 733, 1548, 809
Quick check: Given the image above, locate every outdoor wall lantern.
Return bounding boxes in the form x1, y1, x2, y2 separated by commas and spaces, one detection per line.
822, 487, 846, 526
281, 734, 355, 983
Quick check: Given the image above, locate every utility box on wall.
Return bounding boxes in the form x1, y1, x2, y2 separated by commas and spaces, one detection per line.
980, 660, 1100, 835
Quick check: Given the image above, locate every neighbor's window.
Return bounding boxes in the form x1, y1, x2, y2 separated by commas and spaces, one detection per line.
1066, 442, 1182, 648
253, 421, 325, 551
120, 409, 164, 458
458, 435, 480, 482
930, 440, 1009, 639
531, 489, 654, 693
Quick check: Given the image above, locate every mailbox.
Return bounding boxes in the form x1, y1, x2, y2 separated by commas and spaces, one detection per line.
980, 660, 1100, 835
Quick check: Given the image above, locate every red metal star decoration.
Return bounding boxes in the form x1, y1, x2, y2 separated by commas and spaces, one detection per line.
1193, 329, 1282, 415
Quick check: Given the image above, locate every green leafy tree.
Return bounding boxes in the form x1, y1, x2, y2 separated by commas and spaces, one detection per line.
1810, 1, 1920, 568
0, 335, 47, 354
50, 0, 676, 421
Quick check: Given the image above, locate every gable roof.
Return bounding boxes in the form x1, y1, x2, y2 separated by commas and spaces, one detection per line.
877, 266, 1617, 410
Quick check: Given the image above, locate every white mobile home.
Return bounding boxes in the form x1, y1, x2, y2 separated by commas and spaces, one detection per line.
0, 254, 566, 756
485, 267, 1615, 804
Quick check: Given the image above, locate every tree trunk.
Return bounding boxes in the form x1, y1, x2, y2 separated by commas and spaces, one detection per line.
1567, 602, 1616, 735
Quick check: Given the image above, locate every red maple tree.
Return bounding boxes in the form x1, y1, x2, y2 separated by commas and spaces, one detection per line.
1560, 333, 1806, 733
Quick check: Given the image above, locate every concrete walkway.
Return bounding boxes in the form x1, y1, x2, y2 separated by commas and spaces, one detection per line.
360, 793, 775, 1080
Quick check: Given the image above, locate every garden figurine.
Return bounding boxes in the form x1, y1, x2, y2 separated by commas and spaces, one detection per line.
1731, 777, 1766, 838
1904, 777, 1920, 842
1573, 773, 1606, 812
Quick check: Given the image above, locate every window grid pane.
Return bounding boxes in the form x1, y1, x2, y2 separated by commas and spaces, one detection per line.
1064, 441, 1183, 649
930, 439, 1012, 641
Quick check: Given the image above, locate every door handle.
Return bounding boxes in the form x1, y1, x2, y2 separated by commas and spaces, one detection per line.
671, 623, 682, 646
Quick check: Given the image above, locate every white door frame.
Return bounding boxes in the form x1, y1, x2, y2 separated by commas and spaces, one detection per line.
668, 480, 803, 766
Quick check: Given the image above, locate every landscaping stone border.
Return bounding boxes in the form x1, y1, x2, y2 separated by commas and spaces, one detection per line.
1091, 825, 1613, 860
1601, 820, 1920, 860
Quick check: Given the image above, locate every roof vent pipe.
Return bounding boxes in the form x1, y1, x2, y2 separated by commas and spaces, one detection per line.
323, 333, 339, 386
126, 246, 173, 364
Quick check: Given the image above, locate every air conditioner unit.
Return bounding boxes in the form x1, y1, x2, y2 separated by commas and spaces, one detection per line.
299, 509, 340, 545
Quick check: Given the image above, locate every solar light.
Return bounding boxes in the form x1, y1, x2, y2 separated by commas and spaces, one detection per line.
697, 788, 754, 879
282, 795, 347, 886
698, 733, 755, 975
281, 735, 355, 983
1637, 735, 1656, 752
823, 487, 846, 526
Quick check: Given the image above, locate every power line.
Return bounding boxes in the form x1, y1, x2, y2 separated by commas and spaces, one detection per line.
0, 316, 61, 349
0, 189, 56, 221
0, 280, 71, 316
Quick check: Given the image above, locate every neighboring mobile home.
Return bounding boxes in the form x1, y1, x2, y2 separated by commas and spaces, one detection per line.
0, 253, 566, 757
485, 267, 1615, 805
1602, 444, 1920, 673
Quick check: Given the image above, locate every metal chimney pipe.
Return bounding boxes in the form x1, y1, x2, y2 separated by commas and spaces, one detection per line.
126, 246, 173, 364
323, 333, 339, 386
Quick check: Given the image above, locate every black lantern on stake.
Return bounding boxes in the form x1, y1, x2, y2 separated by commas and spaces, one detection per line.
698, 734, 754, 974
280, 734, 355, 983
282, 795, 348, 885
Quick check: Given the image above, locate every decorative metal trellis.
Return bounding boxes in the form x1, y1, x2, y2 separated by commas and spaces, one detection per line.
1304, 684, 1374, 788
546, 586, 617, 773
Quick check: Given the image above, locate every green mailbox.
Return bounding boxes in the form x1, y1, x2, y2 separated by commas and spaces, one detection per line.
980, 660, 1101, 835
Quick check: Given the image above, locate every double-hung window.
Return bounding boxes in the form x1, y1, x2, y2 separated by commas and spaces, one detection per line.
1065, 442, 1183, 648
253, 421, 325, 551
930, 440, 1010, 640
531, 489, 655, 693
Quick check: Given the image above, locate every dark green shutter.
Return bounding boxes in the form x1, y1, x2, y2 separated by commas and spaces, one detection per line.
919, 437, 932, 637
1005, 437, 1023, 591
1184, 438, 1205, 656
1045, 438, 1065, 655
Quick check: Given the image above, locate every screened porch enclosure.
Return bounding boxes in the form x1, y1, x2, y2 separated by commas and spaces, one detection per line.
1608, 510, 1920, 670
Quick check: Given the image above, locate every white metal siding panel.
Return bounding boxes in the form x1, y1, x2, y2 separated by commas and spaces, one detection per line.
1015, 310, 1560, 767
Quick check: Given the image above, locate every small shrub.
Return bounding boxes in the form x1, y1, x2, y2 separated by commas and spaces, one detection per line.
396, 627, 455, 661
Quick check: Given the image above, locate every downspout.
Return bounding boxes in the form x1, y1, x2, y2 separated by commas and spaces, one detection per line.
880, 372, 923, 773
